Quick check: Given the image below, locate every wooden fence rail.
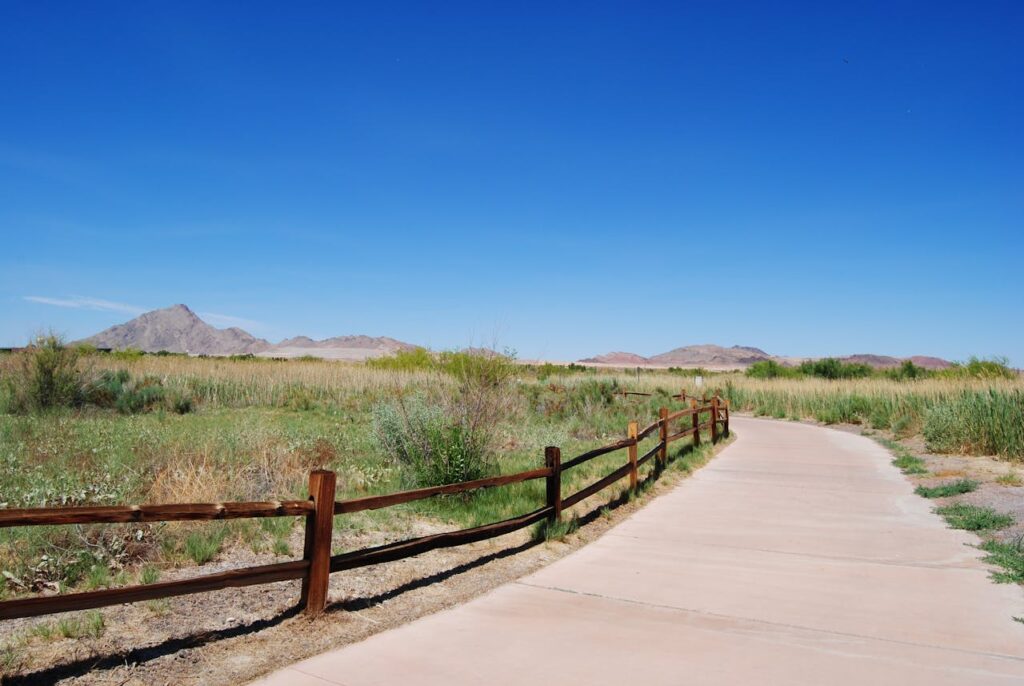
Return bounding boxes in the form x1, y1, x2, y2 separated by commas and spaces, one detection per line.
0, 394, 730, 623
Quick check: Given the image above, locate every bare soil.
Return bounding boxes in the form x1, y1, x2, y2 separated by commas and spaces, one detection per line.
1, 444, 727, 686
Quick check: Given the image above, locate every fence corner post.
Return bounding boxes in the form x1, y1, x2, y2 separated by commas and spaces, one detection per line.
723, 398, 730, 437
690, 398, 700, 447
711, 395, 720, 443
657, 407, 669, 472
545, 446, 562, 524
627, 421, 639, 491
301, 469, 336, 617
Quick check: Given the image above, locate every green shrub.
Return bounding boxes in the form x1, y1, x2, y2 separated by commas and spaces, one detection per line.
798, 358, 873, 380
915, 479, 979, 498
941, 356, 1016, 380
374, 394, 497, 487
935, 503, 1013, 531
980, 537, 1024, 583
2, 335, 85, 413
746, 360, 799, 379
366, 347, 437, 372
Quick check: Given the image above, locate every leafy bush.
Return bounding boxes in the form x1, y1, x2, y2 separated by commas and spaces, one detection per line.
373, 395, 494, 487
883, 360, 929, 381
86, 370, 185, 415
746, 360, 799, 379
1, 335, 86, 413
935, 503, 1013, 531
941, 356, 1016, 380
798, 358, 873, 380
366, 347, 437, 372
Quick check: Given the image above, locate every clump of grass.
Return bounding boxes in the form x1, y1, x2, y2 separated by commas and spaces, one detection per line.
915, 479, 979, 498
980, 537, 1024, 583
28, 611, 107, 641
935, 503, 1013, 531
997, 471, 1023, 487
532, 517, 579, 542
184, 525, 229, 565
139, 566, 160, 585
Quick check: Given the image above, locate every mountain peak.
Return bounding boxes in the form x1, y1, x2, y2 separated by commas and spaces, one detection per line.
82, 305, 269, 355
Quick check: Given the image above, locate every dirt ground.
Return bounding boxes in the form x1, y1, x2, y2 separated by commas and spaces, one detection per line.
1, 442, 727, 686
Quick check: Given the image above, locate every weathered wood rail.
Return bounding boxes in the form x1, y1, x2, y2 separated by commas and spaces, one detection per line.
0, 394, 729, 622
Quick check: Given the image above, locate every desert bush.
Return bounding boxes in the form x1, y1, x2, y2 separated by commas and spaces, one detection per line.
1, 335, 86, 413
797, 358, 873, 380
86, 370, 190, 415
373, 394, 495, 487
366, 347, 437, 373
941, 356, 1016, 380
746, 360, 799, 379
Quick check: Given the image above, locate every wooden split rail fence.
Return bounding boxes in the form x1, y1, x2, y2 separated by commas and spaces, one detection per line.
0, 395, 730, 622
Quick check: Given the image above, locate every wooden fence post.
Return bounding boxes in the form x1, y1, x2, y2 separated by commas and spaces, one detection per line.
300, 469, 336, 617
627, 421, 638, 491
658, 407, 669, 471
690, 398, 700, 447
711, 395, 720, 443
723, 399, 730, 437
545, 446, 562, 524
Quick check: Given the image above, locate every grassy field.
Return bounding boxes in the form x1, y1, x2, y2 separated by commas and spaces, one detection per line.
1, 346, 1021, 600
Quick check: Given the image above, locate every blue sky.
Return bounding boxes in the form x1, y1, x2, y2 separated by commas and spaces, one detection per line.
1, 2, 1021, 363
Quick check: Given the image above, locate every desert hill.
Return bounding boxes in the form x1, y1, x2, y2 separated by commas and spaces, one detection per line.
81, 305, 416, 360
82, 304, 271, 356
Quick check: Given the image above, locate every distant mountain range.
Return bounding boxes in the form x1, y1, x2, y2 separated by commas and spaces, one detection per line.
578, 344, 951, 370
77, 305, 954, 369
81, 305, 415, 360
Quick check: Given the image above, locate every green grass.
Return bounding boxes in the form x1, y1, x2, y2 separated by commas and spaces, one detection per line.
531, 516, 580, 542
915, 479, 979, 498
924, 390, 1024, 458
183, 525, 229, 565
935, 503, 1014, 531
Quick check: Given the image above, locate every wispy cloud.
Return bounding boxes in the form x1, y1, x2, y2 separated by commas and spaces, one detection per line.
23, 295, 147, 315
199, 312, 263, 330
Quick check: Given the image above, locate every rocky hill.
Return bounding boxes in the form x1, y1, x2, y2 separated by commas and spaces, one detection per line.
82, 304, 270, 355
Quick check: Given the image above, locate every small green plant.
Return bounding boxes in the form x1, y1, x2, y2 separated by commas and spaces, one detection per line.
878, 438, 928, 474
83, 563, 111, 590
184, 525, 228, 565
980, 537, 1024, 583
272, 538, 291, 556
55, 611, 105, 639
915, 479, 978, 498
140, 566, 160, 585
936, 503, 1013, 531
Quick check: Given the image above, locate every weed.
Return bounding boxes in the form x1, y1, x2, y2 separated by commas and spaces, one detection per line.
980, 537, 1024, 583
997, 472, 1023, 487
140, 565, 160, 585
915, 479, 979, 498
532, 517, 579, 542
184, 525, 228, 565
935, 503, 1013, 531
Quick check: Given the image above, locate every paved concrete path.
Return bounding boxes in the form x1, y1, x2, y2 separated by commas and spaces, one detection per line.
252, 417, 1024, 685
